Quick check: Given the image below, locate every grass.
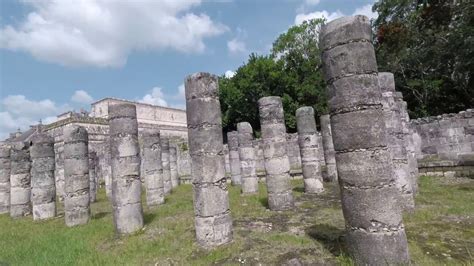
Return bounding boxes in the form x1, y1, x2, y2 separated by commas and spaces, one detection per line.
0, 176, 473, 265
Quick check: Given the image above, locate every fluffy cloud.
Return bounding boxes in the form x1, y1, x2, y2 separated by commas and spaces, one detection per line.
71, 90, 94, 104
227, 38, 247, 54
140, 87, 168, 107
0, 95, 69, 140
295, 10, 344, 25
0, 0, 227, 67
353, 4, 378, 20
304, 0, 320, 6
225, 70, 236, 78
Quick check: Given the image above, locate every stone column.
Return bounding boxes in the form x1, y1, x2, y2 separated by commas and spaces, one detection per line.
30, 133, 56, 220
320, 114, 338, 182
142, 131, 165, 207
10, 141, 31, 218
64, 126, 90, 226
296, 106, 324, 193
0, 143, 11, 214
185, 72, 233, 248
237, 122, 259, 194
161, 136, 172, 194
89, 151, 97, 203
109, 103, 144, 235
258, 96, 294, 211
253, 139, 266, 177
223, 144, 231, 178
227, 131, 242, 185
286, 133, 302, 172
170, 145, 179, 188
54, 139, 65, 201
379, 72, 415, 211
320, 15, 409, 264
400, 97, 419, 195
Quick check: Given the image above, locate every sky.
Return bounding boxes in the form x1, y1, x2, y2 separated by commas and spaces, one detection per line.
0, 0, 377, 139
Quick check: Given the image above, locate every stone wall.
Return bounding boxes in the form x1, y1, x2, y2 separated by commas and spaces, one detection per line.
411, 109, 474, 178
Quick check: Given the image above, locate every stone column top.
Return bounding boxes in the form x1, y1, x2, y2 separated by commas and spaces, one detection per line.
184, 72, 219, 100
296, 106, 317, 134
319, 15, 372, 51
64, 126, 88, 143
108, 103, 137, 119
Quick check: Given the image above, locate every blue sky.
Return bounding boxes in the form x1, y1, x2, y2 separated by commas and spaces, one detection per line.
0, 0, 376, 139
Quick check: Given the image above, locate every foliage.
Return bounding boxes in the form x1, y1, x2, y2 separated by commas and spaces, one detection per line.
373, 0, 474, 118
219, 19, 327, 135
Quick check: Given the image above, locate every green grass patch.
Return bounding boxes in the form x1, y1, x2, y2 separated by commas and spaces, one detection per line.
0, 176, 472, 265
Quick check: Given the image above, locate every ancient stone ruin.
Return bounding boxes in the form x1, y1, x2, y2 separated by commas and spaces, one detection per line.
0, 143, 10, 214
258, 96, 294, 211
10, 141, 32, 218
185, 72, 233, 248
320, 15, 409, 264
237, 122, 259, 194
227, 131, 242, 186
170, 145, 179, 188
88, 151, 97, 203
142, 131, 165, 207
161, 136, 172, 195
295, 106, 324, 193
63, 126, 90, 226
319, 114, 338, 182
30, 133, 56, 220
109, 103, 144, 235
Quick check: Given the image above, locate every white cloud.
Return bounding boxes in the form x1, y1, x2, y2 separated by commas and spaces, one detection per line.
140, 87, 168, 107
227, 38, 247, 54
177, 84, 186, 99
71, 90, 94, 104
295, 10, 344, 25
304, 0, 320, 6
0, 0, 227, 67
353, 4, 378, 20
225, 70, 236, 78
0, 95, 70, 140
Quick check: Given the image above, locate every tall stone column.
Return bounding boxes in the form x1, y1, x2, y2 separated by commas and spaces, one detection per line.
89, 151, 97, 203
399, 96, 419, 195
0, 143, 11, 214
253, 139, 266, 176
109, 103, 144, 235
30, 133, 56, 220
379, 72, 415, 211
142, 131, 165, 207
320, 15, 409, 264
237, 122, 259, 194
227, 131, 242, 185
185, 72, 233, 248
296, 106, 324, 193
170, 145, 179, 188
53, 139, 65, 201
258, 96, 294, 211
286, 133, 302, 172
161, 136, 172, 194
320, 114, 338, 182
223, 144, 231, 178
10, 141, 31, 218
64, 126, 90, 226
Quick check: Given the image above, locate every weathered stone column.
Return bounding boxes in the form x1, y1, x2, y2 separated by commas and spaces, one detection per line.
399, 96, 419, 195
109, 103, 144, 234
161, 137, 172, 194
320, 15, 409, 264
142, 131, 165, 207
379, 72, 415, 211
185, 72, 233, 248
258, 96, 294, 211
170, 145, 179, 188
286, 133, 302, 172
237, 122, 259, 194
54, 139, 65, 201
253, 139, 266, 176
89, 151, 97, 203
10, 141, 31, 218
227, 131, 242, 185
320, 114, 338, 182
30, 133, 56, 220
296, 106, 324, 193
64, 126, 90, 226
0, 143, 11, 214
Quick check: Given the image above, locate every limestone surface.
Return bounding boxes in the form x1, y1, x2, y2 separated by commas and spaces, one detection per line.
258, 96, 294, 211
89, 151, 97, 203
10, 141, 32, 218
227, 131, 242, 185
0, 143, 11, 214
142, 131, 165, 207
170, 145, 179, 188
64, 126, 90, 226
161, 136, 172, 194
320, 114, 338, 182
295, 106, 324, 193
237, 122, 259, 194
109, 103, 144, 235
30, 133, 56, 220
185, 72, 233, 248
320, 15, 409, 264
